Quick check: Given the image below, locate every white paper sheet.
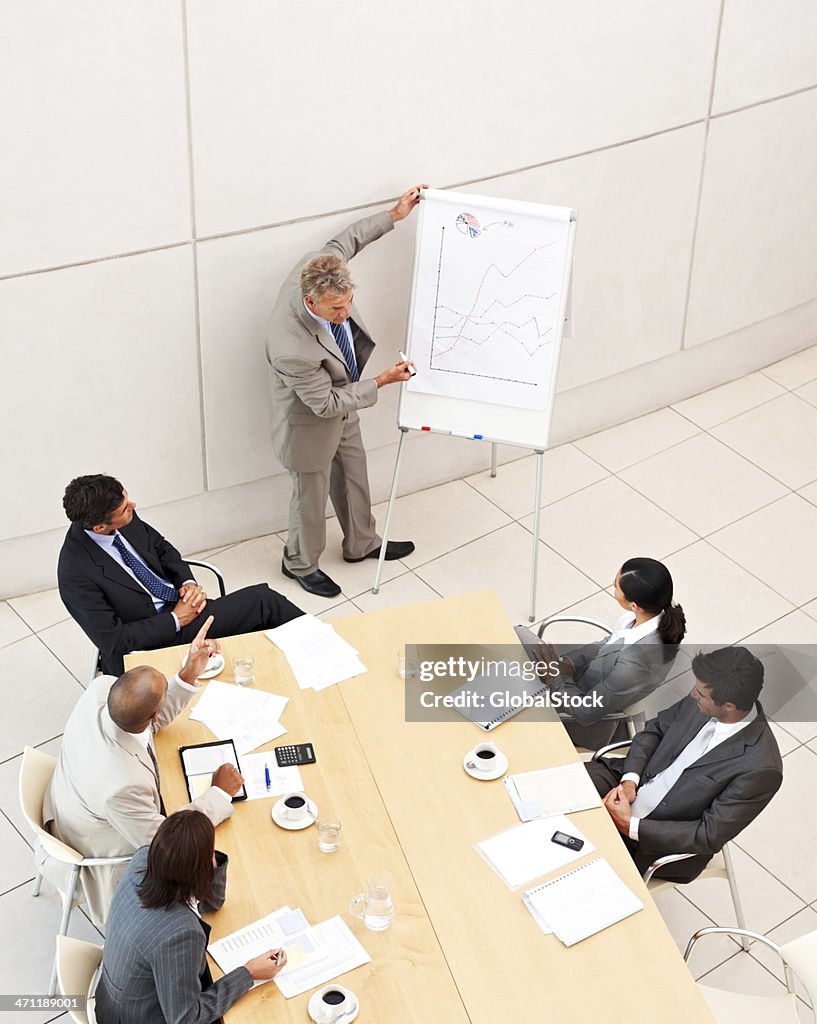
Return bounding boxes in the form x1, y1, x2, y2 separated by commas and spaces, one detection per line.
208, 908, 370, 999
475, 815, 594, 889
237, 752, 303, 801
189, 680, 289, 754
265, 615, 367, 691
504, 763, 602, 821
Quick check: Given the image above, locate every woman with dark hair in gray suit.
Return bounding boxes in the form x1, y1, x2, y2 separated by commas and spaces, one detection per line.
520, 557, 687, 749
95, 810, 286, 1024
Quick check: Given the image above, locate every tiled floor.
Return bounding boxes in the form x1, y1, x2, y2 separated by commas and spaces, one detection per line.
4, 348, 817, 1019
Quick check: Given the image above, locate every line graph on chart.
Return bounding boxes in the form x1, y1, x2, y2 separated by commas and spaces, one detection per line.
429, 226, 561, 387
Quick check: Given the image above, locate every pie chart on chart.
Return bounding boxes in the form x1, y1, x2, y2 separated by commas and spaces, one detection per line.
456, 212, 481, 238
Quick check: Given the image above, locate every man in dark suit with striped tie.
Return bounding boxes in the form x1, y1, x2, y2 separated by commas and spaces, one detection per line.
264, 185, 424, 597
57, 474, 303, 675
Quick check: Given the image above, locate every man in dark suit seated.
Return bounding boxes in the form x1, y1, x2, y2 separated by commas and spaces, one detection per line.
586, 646, 783, 882
58, 474, 304, 675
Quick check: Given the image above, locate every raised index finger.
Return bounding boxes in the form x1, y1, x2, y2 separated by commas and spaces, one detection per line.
194, 614, 215, 645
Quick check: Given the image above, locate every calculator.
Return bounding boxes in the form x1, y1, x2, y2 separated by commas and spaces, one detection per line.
274, 743, 316, 767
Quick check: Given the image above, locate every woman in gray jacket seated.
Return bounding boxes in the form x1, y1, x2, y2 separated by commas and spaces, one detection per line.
95, 810, 286, 1024
523, 556, 686, 750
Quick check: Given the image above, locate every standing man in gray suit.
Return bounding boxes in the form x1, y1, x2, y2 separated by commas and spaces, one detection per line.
265, 185, 424, 597
586, 646, 783, 881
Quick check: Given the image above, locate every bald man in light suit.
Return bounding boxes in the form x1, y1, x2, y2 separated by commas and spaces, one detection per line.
43, 618, 243, 927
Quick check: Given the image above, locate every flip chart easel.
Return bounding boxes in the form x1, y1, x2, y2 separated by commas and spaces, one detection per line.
373, 188, 577, 623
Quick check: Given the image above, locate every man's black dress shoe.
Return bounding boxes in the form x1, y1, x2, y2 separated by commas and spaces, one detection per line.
281, 562, 341, 598
344, 540, 415, 563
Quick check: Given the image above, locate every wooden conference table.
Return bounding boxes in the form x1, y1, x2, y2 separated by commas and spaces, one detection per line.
129, 591, 713, 1023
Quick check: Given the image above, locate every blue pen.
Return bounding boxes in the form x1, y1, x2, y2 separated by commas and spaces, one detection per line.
264, 764, 271, 791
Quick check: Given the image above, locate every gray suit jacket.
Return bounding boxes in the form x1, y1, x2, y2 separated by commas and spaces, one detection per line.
43, 674, 232, 927
94, 846, 252, 1024
264, 211, 393, 472
623, 696, 783, 863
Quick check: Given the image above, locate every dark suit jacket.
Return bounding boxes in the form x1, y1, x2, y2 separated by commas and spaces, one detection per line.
94, 846, 252, 1024
622, 696, 782, 867
57, 514, 193, 675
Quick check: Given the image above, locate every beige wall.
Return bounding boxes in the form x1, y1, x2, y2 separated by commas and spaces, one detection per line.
2, 1, 817, 596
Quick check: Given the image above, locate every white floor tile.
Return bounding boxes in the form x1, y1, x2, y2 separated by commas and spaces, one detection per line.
678, 844, 805, 937
0, 812, 40, 896
8, 588, 70, 633
352, 572, 442, 614
708, 495, 817, 607
0, 602, 32, 650
573, 408, 700, 473
0, 883, 102, 1020
413, 523, 597, 627
524, 477, 698, 587
736, 747, 817, 903
464, 445, 608, 520
651, 887, 739, 979
314, 517, 407, 598
663, 542, 794, 646
770, 723, 804, 757
38, 618, 95, 687
697, 948, 789, 998
747, 906, 817, 996
763, 345, 817, 390
672, 372, 786, 429
373, 480, 512, 570
620, 434, 787, 536
712, 394, 817, 489
794, 377, 817, 411
316, 601, 363, 623
0, 637, 84, 762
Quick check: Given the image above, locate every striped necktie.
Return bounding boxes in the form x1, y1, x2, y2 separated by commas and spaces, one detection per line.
112, 534, 179, 605
329, 321, 359, 381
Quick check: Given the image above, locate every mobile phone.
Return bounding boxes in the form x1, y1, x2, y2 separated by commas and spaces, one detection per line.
551, 830, 584, 852
274, 743, 316, 767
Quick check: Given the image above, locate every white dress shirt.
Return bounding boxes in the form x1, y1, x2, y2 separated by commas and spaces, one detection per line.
624, 704, 758, 840
605, 610, 662, 647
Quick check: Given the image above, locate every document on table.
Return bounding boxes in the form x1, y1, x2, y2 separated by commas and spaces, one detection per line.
208, 907, 370, 998
265, 614, 367, 691
504, 763, 602, 821
522, 856, 643, 946
475, 815, 594, 889
189, 680, 288, 754
237, 752, 303, 801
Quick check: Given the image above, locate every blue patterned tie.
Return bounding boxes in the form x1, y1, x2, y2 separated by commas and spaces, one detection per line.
329, 321, 359, 381
112, 534, 179, 605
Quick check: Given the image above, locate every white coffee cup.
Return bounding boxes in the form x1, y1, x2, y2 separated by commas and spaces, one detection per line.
282, 792, 308, 821
472, 742, 499, 771
316, 985, 351, 1020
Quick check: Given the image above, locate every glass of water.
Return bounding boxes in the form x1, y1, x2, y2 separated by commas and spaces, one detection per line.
350, 870, 394, 931
317, 819, 342, 853
232, 654, 255, 686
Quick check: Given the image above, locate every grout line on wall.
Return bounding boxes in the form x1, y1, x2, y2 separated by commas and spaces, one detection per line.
678, 0, 726, 352
711, 80, 817, 121
0, 240, 192, 283
180, 0, 209, 490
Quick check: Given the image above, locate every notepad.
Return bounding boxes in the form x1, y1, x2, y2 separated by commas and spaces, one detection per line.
522, 857, 643, 947
504, 763, 602, 821
475, 815, 594, 889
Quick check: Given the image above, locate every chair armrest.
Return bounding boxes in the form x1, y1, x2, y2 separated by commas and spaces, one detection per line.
592, 740, 632, 761
79, 855, 132, 868
537, 616, 613, 639
186, 559, 226, 598
684, 927, 787, 980
642, 852, 695, 884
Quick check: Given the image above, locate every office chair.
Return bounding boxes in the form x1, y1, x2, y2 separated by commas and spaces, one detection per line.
17, 746, 130, 995
87, 557, 227, 683
684, 925, 817, 1022
593, 738, 749, 950
56, 936, 103, 1024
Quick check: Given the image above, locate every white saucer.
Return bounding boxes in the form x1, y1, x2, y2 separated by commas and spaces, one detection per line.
307, 986, 359, 1023
271, 798, 318, 830
181, 653, 225, 680
463, 750, 508, 781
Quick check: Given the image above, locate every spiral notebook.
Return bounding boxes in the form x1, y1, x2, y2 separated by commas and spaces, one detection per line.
522, 857, 643, 946
449, 661, 550, 732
